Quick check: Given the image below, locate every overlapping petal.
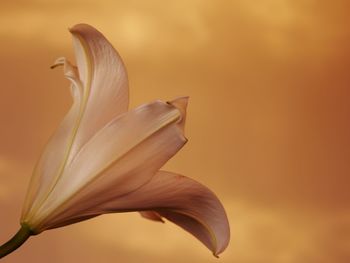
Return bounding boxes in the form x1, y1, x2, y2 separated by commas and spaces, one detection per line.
19, 23, 230, 258
94, 171, 229, 256
22, 24, 129, 223
69, 23, 129, 150
22, 58, 83, 220
27, 98, 188, 231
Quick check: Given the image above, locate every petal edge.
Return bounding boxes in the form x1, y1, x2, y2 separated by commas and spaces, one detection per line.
99, 171, 230, 256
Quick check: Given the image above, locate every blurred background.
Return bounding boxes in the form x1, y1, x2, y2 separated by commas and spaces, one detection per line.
1, 0, 350, 262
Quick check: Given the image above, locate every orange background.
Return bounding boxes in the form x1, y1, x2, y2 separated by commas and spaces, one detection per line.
1, 1, 350, 262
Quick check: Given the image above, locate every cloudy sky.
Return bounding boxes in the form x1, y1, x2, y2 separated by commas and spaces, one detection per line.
0, 1, 349, 262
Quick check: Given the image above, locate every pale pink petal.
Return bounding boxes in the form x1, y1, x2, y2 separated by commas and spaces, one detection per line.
116, 171, 230, 256
22, 58, 83, 221
46, 171, 230, 256
22, 24, 129, 222
69, 24, 129, 158
34, 100, 187, 230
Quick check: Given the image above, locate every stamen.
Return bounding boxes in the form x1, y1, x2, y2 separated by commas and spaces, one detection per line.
50, 57, 67, 69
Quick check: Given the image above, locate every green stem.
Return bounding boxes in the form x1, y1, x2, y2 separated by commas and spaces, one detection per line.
0, 224, 32, 259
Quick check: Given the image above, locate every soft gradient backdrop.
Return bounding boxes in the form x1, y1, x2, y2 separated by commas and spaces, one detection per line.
1, 0, 350, 262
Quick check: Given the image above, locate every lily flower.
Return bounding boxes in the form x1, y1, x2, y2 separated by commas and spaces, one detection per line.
0, 24, 230, 259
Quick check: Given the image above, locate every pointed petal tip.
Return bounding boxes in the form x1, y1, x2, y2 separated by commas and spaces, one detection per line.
167, 96, 189, 133
140, 211, 165, 223
123, 171, 230, 256
69, 23, 94, 34
168, 96, 189, 112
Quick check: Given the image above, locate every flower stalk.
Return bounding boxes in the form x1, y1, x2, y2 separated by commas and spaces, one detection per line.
0, 224, 32, 259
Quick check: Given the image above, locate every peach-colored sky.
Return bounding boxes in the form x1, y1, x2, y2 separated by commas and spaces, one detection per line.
1, 1, 350, 262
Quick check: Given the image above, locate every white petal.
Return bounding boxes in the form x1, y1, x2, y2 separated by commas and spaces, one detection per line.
108, 171, 230, 256
69, 24, 129, 157
22, 58, 83, 221
43, 171, 230, 256
32, 100, 187, 230
22, 24, 129, 223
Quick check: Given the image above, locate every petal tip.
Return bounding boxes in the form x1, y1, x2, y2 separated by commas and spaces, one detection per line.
168, 96, 189, 112
140, 211, 165, 223
69, 23, 94, 34
167, 96, 189, 133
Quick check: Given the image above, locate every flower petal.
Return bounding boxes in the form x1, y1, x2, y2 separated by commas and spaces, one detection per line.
114, 171, 230, 256
22, 24, 129, 222
31, 100, 187, 230
69, 23, 129, 150
45, 170, 230, 256
21, 58, 83, 221
124, 171, 229, 256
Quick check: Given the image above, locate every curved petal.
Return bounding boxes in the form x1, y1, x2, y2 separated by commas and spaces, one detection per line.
123, 171, 229, 256
120, 171, 230, 256
21, 58, 83, 221
45, 170, 230, 256
22, 24, 129, 222
69, 24, 129, 155
31, 99, 188, 230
